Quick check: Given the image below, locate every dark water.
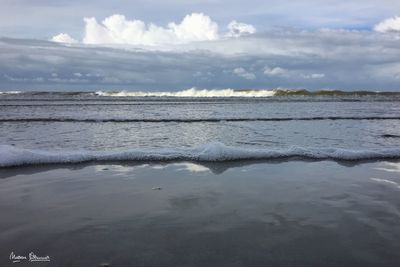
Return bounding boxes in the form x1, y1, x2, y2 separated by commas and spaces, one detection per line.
1, 161, 400, 266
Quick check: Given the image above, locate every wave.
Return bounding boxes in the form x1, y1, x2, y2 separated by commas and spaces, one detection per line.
273, 89, 400, 97
1, 116, 400, 123
1, 89, 400, 99
95, 88, 277, 98
1, 143, 400, 167
0, 91, 21, 95
94, 89, 400, 98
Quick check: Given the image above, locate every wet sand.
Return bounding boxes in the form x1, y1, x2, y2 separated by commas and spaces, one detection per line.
1, 160, 400, 266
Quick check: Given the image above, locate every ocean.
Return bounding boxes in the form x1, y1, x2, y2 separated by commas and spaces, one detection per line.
1, 89, 400, 266
1, 89, 400, 166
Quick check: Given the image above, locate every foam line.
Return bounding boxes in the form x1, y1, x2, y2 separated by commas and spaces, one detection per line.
1, 143, 400, 167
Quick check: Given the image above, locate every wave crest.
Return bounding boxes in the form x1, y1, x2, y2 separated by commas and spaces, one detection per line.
1, 143, 400, 167
95, 88, 276, 97
0, 91, 21, 95
2, 89, 400, 99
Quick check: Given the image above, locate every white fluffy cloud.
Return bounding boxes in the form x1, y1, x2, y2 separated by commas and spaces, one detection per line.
83, 13, 219, 45
52, 13, 255, 46
233, 67, 256, 80
264, 66, 287, 76
374, 16, 400, 32
51, 33, 77, 44
226, 20, 256, 37
168, 13, 219, 42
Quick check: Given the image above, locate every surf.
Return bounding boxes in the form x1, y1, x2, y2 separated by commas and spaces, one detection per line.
2, 143, 400, 167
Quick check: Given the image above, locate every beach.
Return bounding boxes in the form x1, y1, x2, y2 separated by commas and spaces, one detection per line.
3, 1, 400, 265
1, 160, 400, 266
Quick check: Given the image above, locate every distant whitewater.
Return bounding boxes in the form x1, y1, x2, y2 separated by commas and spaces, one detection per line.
1, 88, 400, 99
95, 88, 400, 98
0, 91, 21, 95
95, 88, 276, 97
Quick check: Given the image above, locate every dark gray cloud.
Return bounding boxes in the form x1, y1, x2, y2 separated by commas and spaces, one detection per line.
1, 29, 400, 91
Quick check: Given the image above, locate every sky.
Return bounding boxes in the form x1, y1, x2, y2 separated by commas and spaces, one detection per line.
1, 0, 400, 91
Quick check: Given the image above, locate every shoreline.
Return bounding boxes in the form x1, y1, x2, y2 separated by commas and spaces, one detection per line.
2, 158, 400, 176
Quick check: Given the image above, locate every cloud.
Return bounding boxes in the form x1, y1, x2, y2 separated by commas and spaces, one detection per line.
264, 66, 287, 76
168, 13, 219, 42
374, 16, 400, 32
66, 13, 220, 45
4, 75, 44, 83
3, 25, 400, 91
233, 67, 256, 80
226, 20, 256, 37
6, 0, 400, 40
51, 33, 78, 44
51, 13, 256, 46
302, 73, 325, 79
82, 13, 218, 45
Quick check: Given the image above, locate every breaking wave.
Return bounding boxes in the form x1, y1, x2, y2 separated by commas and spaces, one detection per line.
0, 91, 21, 95
95, 88, 276, 97
1, 89, 400, 100
2, 143, 400, 167
94, 89, 400, 98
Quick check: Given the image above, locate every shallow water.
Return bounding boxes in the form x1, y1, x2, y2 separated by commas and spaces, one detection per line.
1, 161, 400, 266
1, 92, 400, 166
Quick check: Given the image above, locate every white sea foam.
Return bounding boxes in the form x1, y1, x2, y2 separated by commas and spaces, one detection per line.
95, 88, 276, 98
0, 91, 22, 95
370, 178, 400, 189
1, 143, 400, 167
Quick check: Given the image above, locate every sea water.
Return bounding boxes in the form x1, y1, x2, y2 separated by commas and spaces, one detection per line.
1, 89, 400, 166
